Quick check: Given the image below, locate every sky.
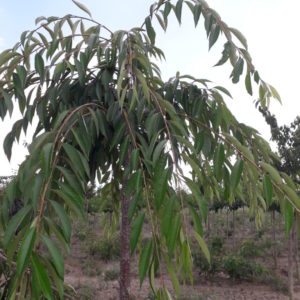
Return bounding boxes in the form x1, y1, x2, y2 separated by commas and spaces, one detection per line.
0, 0, 299, 175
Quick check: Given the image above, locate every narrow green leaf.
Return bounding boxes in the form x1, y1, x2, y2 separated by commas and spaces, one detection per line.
31, 253, 54, 300
50, 200, 72, 242
167, 214, 180, 257
263, 175, 272, 208
231, 159, 243, 191
175, 0, 183, 24
165, 256, 180, 297
193, 4, 202, 26
17, 227, 36, 277
269, 85, 281, 103
145, 16, 156, 44
245, 72, 253, 95
35, 53, 45, 82
209, 24, 220, 49
130, 212, 145, 255
139, 239, 152, 286
189, 206, 203, 237
213, 143, 224, 179
230, 27, 248, 49
3, 205, 32, 249
72, 0, 92, 17
281, 184, 300, 211
162, 196, 175, 237
284, 201, 294, 235
193, 230, 210, 264
261, 162, 282, 185
42, 235, 64, 278
41, 143, 52, 179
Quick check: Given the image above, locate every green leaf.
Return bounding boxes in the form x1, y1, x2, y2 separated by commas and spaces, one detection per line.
162, 196, 175, 237
193, 4, 202, 27
62, 143, 86, 180
213, 143, 224, 179
3, 91, 13, 117
126, 169, 142, 196
152, 140, 167, 167
42, 235, 64, 278
189, 206, 203, 237
128, 190, 142, 223
145, 16, 156, 44
3, 205, 32, 249
110, 122, 126, 150
165, 256, 180, 297
231, 159, 243, 191
31, 253, 54, 300
167, 214, 180, 257
281, 184, 300, 211
230, 27, 248, 49
263, 175, 272, 208
175, 0, 183, 24
41, 143, 52, 179
209, 24, 220, 49
50, 200, 71, 242
284, 201, 293, 235
72, 0, 92, 17
231, 57, 244, 83
53, 183, 84, 220
130, 212, 145, 255
245, 72, 253, 95
269, 85, 281, 103
139, 239, 152, 286
154, 165, 169, 209
193, 230, 210, 264
35, 53, 45, 82
17, 227, 36, 277
261, 162, 282, 185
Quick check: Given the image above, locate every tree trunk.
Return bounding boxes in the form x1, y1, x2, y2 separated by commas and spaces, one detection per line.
226, 209, 229, 240
120, 146, 132, 300
288, 221, 294, 300
272, 211, 277, 270
232, 210, 236, 250
293, 219, 300, 283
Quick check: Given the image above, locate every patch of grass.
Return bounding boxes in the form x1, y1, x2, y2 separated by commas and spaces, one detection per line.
104, 265, 120, 281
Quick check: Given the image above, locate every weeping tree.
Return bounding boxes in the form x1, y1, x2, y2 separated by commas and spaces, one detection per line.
1, 1, 300, 299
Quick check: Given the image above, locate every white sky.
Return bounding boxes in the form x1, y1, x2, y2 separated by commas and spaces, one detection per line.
0, 0, 299, 175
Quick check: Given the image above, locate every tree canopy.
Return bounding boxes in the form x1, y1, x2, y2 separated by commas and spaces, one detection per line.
0, 1, 298, 299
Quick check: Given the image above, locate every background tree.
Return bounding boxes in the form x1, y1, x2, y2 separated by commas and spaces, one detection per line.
0, 1, 299, 299
260, 107, 300, 300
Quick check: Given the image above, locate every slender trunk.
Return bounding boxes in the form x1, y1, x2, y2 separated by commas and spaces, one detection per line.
226, 209, 229, 240
272, 210, 277, 270
120, 146, 132, 300
232, 210, 236, 250
207, 209, 210, 236
288, 221, 294, 300
293, 219, 300, 283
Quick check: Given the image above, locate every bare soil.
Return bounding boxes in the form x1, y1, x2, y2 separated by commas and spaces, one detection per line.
64, 210, 300, 299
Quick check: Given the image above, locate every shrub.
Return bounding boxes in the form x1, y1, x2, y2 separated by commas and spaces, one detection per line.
88, 233, 120, 261
223, 255, 268, 280
239, 240, 263, 258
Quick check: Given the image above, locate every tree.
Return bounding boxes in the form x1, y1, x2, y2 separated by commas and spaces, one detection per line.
0, 1, 299, 299
260, 107, 300, 300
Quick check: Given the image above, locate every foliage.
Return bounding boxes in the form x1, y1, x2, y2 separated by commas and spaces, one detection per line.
0, 0, 297, 298
88, 234, 120, 262
222, 255, 268, 280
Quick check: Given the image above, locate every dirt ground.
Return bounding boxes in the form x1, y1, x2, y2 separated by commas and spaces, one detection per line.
64, 210, 300, 299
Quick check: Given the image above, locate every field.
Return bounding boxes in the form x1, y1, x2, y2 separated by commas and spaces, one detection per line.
64, 208, 300, 299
